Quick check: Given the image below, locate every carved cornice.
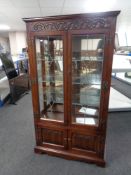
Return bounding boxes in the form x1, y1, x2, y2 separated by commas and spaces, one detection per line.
31, 17, 110, 32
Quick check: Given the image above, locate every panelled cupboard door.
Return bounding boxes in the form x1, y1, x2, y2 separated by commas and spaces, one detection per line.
34, 124, 68, 150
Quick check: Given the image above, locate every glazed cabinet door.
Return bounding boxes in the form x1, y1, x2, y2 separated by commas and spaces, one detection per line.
70, 34, 105, 126
36, 36, 64, 121
67, 32, 110, 164
34, 34, 68, 150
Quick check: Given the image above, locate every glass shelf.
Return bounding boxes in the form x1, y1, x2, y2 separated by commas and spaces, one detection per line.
72, 102, 99, 107
42, 99, 64, 104
38, 75, 63, 83
72, 82, 101, 86
72, 90, 100, 97
41, 113, 64, 121
42, 91, 63, 97
73, 117, 98, 125
72, 75, 101, 85
72, 56, 103, 62
36, 57, 63, 62
39, 86, 63, 92
72, 98, 100, 107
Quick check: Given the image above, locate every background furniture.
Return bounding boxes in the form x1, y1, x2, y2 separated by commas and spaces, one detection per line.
24, 11, 120, 167
0, 52, 30, 103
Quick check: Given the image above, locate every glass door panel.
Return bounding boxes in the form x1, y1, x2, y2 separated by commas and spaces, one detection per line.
71, 35, 105, 125
35, 36, 64, 121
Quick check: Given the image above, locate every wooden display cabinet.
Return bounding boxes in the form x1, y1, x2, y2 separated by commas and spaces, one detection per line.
24, 11, 120, 167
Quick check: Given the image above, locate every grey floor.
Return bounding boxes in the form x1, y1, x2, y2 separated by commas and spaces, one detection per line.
0, 93, 131, 175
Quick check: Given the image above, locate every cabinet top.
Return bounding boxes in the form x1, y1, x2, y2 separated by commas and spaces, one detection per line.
23, 11, 120, 23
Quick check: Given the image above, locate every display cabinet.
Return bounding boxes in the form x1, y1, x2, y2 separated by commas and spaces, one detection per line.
24, 11, 120, 166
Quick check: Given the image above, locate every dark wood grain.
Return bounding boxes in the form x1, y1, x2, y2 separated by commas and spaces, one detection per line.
24, 11, 120, 167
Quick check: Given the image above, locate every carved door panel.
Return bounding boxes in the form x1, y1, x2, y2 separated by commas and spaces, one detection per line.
35, 125, 68, 150
68, 129, 104, 157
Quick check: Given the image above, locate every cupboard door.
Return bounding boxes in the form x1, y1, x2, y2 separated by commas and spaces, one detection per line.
70, 34, 105, 126
35, 126, 68, 150
68, 129, 102, 154
35, 36, 65, 122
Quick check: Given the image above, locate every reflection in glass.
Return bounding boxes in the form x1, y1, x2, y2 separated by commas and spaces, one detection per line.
35, 36, 64, 121
71, 35, 105, 125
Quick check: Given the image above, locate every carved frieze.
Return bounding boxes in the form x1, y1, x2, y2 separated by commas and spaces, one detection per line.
31, 17, 110, 32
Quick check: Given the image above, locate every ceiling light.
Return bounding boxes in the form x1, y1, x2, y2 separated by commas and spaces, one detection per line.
0, 24, 10, 30
84, 0, 116, 12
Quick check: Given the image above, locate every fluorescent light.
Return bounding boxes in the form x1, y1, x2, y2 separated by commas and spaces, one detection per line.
0, 24, 10, 30
84, 0, 116, 12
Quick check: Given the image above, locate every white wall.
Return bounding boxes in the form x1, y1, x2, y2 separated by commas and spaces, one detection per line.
9, 31, 27, 55
116, 10, 131, 46
8, 32, 16, 55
